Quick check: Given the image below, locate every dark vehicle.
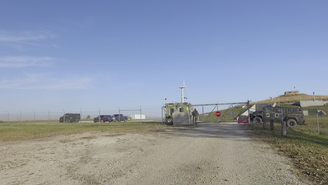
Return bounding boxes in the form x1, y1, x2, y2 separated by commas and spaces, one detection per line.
112, 114, 128, 122
59, 113, 80, 123
93, 115, 113, 123
250, 104, 306, 127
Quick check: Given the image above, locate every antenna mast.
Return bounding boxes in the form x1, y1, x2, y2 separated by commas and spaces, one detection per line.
178, 80, 186, 103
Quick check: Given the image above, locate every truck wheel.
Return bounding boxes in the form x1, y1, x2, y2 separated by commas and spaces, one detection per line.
65, 119, 70, 123
287, 119, 297, 127
253, 117, 262, 124
166, 117, 173, 125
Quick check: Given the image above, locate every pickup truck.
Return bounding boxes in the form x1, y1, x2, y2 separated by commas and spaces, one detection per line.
93, 115, 113, 123
112, 114, 128, 122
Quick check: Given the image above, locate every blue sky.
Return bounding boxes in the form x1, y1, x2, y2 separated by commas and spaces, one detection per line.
0, 0, 327, 118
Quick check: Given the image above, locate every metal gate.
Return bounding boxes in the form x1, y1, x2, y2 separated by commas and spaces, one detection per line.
194, 102, 250, 122
162, 101, 250, 124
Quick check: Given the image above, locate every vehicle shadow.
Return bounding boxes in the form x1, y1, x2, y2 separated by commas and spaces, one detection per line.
158, 122, 251, 140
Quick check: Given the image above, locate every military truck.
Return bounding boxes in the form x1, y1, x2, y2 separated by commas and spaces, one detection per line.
250, 104, 306, 127
59, 113, 81, 123
164, 102, 195, 125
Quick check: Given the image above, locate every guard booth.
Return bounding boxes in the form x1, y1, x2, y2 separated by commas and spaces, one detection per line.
163, 102, 195, 126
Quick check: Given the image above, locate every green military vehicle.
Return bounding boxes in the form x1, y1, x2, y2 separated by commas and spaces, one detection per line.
164, 102, 195, 125
250, 104, 306, 127
59, 113, 81, 123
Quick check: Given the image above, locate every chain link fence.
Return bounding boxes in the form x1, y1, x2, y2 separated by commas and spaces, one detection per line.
0, 107, 161, 123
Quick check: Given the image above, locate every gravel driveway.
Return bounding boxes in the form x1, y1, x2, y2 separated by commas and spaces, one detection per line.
0, 122, 309, 184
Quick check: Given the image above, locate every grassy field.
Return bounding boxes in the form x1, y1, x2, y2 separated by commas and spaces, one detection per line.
0, 120, 167, 142
241, 111, 328, 184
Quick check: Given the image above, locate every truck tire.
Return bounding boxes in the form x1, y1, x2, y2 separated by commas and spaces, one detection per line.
253, 117, 262, 124
65, 119, 70, 123
287, 119, 297, 127
166, 117, 173, 125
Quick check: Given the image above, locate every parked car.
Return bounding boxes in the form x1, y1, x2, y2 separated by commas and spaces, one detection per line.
237, 115, 249, 123
93, 115, 113, 123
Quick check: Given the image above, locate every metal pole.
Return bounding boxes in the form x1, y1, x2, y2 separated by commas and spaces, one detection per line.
161, 106, 164, 124
48, 109, 50, 124
118, 107, 121, 122
202, 106, 204, 122
313, 92, 315, 101
19, 111, 21, 123
247, 100, 250, 124
98, 108, 100, 123
281, 120, 286, 136
33, 110, 35, 123
263, 120, 266, 128
140, 106, 142, 124
63, 109, 65, 123
80, 108, 82, 121
317, 110, 320, 134
7, 111, 9, 122
270, 120, 274, 130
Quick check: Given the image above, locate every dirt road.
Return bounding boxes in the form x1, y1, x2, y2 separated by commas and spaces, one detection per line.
0, 122, 308, 184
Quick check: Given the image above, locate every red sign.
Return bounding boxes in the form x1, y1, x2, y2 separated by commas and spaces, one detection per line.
215, 111, 221, 117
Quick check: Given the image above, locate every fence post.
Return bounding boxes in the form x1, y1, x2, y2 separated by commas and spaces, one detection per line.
48, 110, 50, 124
98, 108, 100, 123
270, 120, 274, 130
63, 109, 65, 123
281, 120, 287, 136
263, 119, 266, 128
317, 110, 320, 134
140, 106, 142, 124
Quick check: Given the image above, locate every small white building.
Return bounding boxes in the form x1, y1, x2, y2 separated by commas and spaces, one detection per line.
130, 114, 146, 119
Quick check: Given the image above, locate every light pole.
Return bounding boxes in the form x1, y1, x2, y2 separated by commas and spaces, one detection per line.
313, 92, 315, 101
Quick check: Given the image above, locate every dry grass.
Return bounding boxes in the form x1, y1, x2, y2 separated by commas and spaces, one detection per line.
253, 94, 328, 105
241, 117, 328, 184
0, 121, 168, 142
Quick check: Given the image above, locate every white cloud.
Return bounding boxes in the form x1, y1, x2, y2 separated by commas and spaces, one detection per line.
0, 73, 93, 90
0, 30, 56, 49
0, 56, 55, 68
0, 35, 47, 42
